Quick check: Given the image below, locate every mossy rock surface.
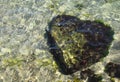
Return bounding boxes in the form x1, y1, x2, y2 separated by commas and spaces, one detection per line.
46, 15, 114, 75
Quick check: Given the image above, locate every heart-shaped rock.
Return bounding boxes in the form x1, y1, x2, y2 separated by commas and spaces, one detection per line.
46, 15, 114, 75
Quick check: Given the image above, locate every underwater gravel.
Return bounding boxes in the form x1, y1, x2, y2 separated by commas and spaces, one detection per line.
0, 0, 120, 82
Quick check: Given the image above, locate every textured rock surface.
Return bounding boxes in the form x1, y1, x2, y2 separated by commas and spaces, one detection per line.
46, 15, 114, 75
0, 0, 120, 82
80, 69, 102, 82
105, 62, 120, 78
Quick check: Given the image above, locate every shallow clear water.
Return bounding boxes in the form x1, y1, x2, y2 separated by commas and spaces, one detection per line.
0, 0, 120, 82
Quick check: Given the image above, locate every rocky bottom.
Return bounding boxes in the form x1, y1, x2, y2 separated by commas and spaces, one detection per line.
46, 15, 115, 81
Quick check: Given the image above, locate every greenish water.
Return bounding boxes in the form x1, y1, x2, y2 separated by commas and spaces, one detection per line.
0, 0, 120, 82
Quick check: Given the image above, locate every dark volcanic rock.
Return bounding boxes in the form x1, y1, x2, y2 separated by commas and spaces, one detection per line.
46, 15, 114, 75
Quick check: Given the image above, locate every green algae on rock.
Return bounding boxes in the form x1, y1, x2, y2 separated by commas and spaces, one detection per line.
46, 15, 114, 75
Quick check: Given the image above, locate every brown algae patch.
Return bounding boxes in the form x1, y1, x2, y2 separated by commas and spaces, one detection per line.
46, 15, 114, 75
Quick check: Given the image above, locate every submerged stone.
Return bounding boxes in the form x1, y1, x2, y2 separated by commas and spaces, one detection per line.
80, 69, 102, 82
105, 62, 120, 78
46, 15, 114, 75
